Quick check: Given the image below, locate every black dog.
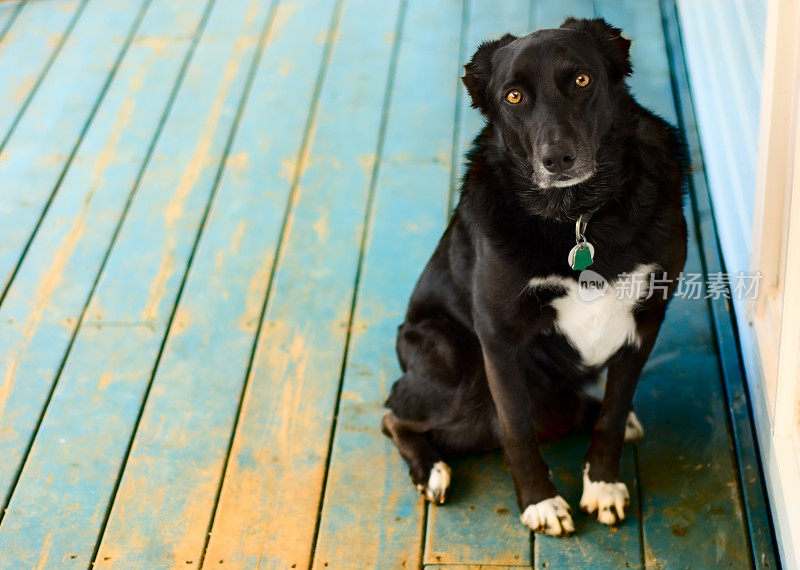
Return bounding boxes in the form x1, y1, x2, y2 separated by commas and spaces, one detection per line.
381, 18, 687, 536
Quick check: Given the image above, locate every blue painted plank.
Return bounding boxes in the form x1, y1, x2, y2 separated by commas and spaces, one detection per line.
0, 0, 22, 34
596, 0, 752, 566
535, 440, 641, 568
530, 0, 594, 29
445, 2, 640, 566
201, 0, 405, 563
94, 0, 357, 566
0, 0, 276, 565
0, 0, 147, 298
633, 264, 750, 568
466, 0, 531, 68
426, 566, 528, 569
435, 0, 533, 565
451, 0, 595, 212
595, 0, 676, 124
0, 0, 768, 567
451, 0, 531, 211
426, 452, 532, 566
0, 0, 82, 145
0, 0, 211, 519
529, 4, 642, 566
312, 1, 464, 567
663, 2, 777, 567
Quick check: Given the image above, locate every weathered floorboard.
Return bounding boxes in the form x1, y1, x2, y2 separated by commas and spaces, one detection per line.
95, 0, 347, 566
425, 452, 532, 566
535, 438, 642, 568
425, 565, 529, 569
595, 0, 751, 565
530, 2, 643, 568
450, 0, 531, 210
0, 0, 82, 148
202, 0, 405, 567
663, 2, 777, 566
0, 0, 274, 565
429, 1, 533, 565
0, 0, 211, 523
0, 0, 147, 298
311, 1, 465, 567
530, 0, 594, 29
0, 0, 22, 35
0, 0, 775, 567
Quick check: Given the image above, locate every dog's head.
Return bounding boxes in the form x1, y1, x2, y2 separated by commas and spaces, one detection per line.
463, 18, 632, 218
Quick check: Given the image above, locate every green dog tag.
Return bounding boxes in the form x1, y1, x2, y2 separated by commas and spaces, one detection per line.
568, 242, 594, 271
568, 215, 596, 271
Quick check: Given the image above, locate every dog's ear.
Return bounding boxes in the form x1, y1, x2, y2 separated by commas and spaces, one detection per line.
560, 18, 632, 81
462, 34, 517, 113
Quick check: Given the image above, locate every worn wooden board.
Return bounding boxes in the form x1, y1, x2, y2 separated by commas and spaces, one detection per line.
0, 0, 22, 37
311, 0, 464, 567
432, 0, 533, 565
0, 0, 274, 565
0, 0, 211, 520
95, 0, 352, 566
425, 566, 529, 569
535, 439, 642, 568
0, 0, 82, 149
595, 0, 677, 125
595, 0, 751, 566
0, 0, 776, 566
450, 0, 531, 212
530, 0, 594, 29
201, 1, 409, 567
425, 452, 532, 566
0, 0, 147, 298
448, 0, 594, 211
529, 3, 644, 567
662, 1, 777, 566
438, 2, 642, 567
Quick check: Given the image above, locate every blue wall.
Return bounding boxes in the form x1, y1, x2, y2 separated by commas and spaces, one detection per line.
677, 0, 767, 279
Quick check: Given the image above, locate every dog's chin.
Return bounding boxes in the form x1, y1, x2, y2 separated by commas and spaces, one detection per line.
521, 170, 598, 221
539, 170, 594, 189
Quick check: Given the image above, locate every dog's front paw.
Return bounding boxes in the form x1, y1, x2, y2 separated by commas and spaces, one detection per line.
580, 465, 630, 525
520, 496, 574, 536
416, 461, 451, 504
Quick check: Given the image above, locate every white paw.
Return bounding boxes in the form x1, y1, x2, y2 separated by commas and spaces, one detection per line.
624, 411, 644, 443
520, 495, 574, 536
580, 465, 630, 525
417, 461, 451, 504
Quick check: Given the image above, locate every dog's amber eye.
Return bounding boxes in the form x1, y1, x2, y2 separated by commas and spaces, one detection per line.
505, 89, 522, 104
575, 74, 591, 88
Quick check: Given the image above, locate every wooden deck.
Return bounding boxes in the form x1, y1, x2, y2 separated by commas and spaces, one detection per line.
0, 0, 778, 567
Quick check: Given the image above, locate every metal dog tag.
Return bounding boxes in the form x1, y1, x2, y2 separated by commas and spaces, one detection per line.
568, 215, 594, 271
568, 242, 594, 271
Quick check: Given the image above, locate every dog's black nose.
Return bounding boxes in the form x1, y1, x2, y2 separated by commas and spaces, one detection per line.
541, 141, 576, 173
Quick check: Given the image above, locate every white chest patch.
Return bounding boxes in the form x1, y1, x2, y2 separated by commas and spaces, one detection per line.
528, 264, 658, 367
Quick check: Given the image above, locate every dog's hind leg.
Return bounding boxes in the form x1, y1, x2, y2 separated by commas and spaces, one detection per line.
381, 412, 451, 503
383, 317, 487, 503
581, 368, 643, 443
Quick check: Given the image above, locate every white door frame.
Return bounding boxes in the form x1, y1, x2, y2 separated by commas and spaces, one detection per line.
748, 0, 800, 566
